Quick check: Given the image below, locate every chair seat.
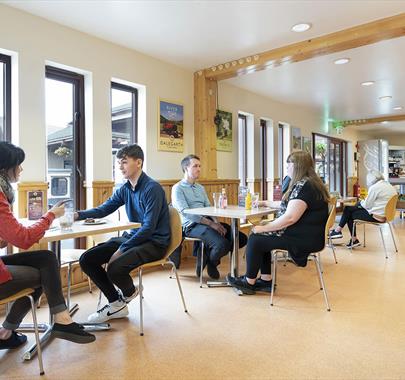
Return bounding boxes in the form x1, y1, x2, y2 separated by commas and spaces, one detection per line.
141, 258, 167, 269
0, 288, 35, 305
60, 249, 86, 265
353, 219, 383, 226
184, 237, 202, 242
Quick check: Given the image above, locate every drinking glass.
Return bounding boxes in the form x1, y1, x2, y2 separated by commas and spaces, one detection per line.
212, 192, 221, 208
252, 193, 260, 209
59, 207, 74, 231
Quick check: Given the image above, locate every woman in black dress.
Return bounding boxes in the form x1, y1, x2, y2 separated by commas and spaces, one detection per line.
228, 151, 330, 294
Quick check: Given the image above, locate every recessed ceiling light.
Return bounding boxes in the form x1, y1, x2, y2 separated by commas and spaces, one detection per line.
291, 23, 311, 32
393, 106, 403, 110
334, 58, 350, 65
381, 121, 389, 124
379, 96, 392, 101
361, 81, 375, 86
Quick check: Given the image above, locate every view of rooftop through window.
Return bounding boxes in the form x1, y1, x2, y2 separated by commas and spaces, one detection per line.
111, 83, 137, 184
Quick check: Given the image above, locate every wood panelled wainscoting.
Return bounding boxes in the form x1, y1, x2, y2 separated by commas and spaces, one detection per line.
12, 179, 247, 297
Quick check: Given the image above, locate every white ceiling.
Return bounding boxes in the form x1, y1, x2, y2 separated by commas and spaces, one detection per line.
3, 0, 405, 129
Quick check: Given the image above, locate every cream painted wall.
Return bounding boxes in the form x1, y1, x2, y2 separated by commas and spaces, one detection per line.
218, 82, 371, 179
0, 4, 194, 182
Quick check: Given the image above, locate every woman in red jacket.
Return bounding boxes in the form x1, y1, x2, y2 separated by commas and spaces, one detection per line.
0, 142, 95, 349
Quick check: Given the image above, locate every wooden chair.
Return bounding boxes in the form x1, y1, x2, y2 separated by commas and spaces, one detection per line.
351, 194, 399, 258
269, 198, 337, 311
137, 207, 188, 336
0, 289, 45, 375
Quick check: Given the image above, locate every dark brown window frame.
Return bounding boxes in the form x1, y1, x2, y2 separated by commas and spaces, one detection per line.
45, 66, 86, 213
111, 81, 138, 143
260, 119, 268, 200
238, 114, 248, 186
0, 53, 11, 142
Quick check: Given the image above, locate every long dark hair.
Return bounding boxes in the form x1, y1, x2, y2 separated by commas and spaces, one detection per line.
283, 150, 330, 202
0, 141, 25, 178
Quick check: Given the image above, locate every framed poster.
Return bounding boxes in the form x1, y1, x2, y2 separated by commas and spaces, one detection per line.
302, 136, 312, 154
216, 109, 233, 152
158, 99, 184, 152
291, 127, 302, 151
27, 191, 44, 220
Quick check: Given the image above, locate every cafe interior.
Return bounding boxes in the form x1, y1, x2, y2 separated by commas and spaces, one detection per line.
1, 1, 405, 379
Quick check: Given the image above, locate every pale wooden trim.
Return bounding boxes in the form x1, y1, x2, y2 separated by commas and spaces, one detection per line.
200, 13, 405, 81
342, 114, 405, 126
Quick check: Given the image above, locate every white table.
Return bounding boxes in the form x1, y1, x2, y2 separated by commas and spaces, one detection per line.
19, 218, 140, 360
183, 206, 277, 289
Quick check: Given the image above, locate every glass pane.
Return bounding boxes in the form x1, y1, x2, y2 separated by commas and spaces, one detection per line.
111, 87, 134, 184
0, 62, 4, 139
329, 142, 335, 191
336, 143, 341, 194
46, 78, 74, 248
314, 135, 328, 184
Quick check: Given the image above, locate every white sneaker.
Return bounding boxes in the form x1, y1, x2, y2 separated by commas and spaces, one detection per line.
87, 300, 128, 323
118, 286, 143, 304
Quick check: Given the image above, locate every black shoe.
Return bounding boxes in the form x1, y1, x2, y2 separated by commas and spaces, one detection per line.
329, 230, 343, 239
226, 274, 256, 295
346, 238, 361, 248
0, 331, 27, 350
52, 322, 96, 344
206, 261, 220, 280
254, 278, 273, 293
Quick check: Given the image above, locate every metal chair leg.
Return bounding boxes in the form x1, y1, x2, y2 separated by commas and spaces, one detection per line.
66, 263, 72, 311
87, 276, 92, 293
379, 226, 388, 259
28, 295, 45, 375
270, 251, 277, 307
363, 224, 366, 247
200, 242, 204, 288
388, 222, 398, 253
139, 267, 144, 336
313, 255, 331, 311
329, 236, 338, 264
168, 261, 188, 313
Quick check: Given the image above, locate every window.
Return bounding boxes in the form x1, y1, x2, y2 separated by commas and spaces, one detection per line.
111, 82, 138, 183
278, 123, 284, 180
260, 119, 268, 200
0, 53, 11, 141
51, 177, 69, 197
314, 133, 347, 196
238, 114, 247, 186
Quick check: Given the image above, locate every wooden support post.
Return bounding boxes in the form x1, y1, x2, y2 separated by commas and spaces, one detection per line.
194, 71, 218, 179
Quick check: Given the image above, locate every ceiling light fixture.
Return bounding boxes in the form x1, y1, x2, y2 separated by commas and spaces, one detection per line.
361, 81, 374, 86
381, 121, 388, 124
291, 23, 311, 32
334, 58, 350, 65
393, 106, 403, 110
379, 96, 392, 101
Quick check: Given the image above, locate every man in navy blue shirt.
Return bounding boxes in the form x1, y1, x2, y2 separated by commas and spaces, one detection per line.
76, 144, 170, 323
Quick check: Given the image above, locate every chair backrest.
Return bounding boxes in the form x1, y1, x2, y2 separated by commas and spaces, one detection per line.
163, 206, 183, 259
385, 194, 399, 222
324, 196, 337, 239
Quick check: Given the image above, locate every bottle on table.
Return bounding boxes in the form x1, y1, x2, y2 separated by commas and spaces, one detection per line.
245, 192, 252, 210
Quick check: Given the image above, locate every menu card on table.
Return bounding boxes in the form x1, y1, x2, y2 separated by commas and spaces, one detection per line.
27, 191, 44, 220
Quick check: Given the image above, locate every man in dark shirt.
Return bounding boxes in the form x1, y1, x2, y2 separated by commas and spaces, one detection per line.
76, 144, 170, 323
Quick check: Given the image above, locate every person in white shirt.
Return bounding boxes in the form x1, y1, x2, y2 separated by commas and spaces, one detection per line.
329, 170, 397, 248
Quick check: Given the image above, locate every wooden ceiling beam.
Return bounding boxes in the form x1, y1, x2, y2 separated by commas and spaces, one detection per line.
198, 12, 405, 81
343, 114, 405, 126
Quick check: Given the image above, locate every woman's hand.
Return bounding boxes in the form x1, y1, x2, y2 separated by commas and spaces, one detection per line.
48, 203, 66, 218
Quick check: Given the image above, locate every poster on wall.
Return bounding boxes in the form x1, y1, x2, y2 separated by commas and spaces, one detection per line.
291, 127, 302, 151
302, 136, 312, 154
158, 99, 184, 152
27, 191, 44, 220
216, 109, 233, 152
